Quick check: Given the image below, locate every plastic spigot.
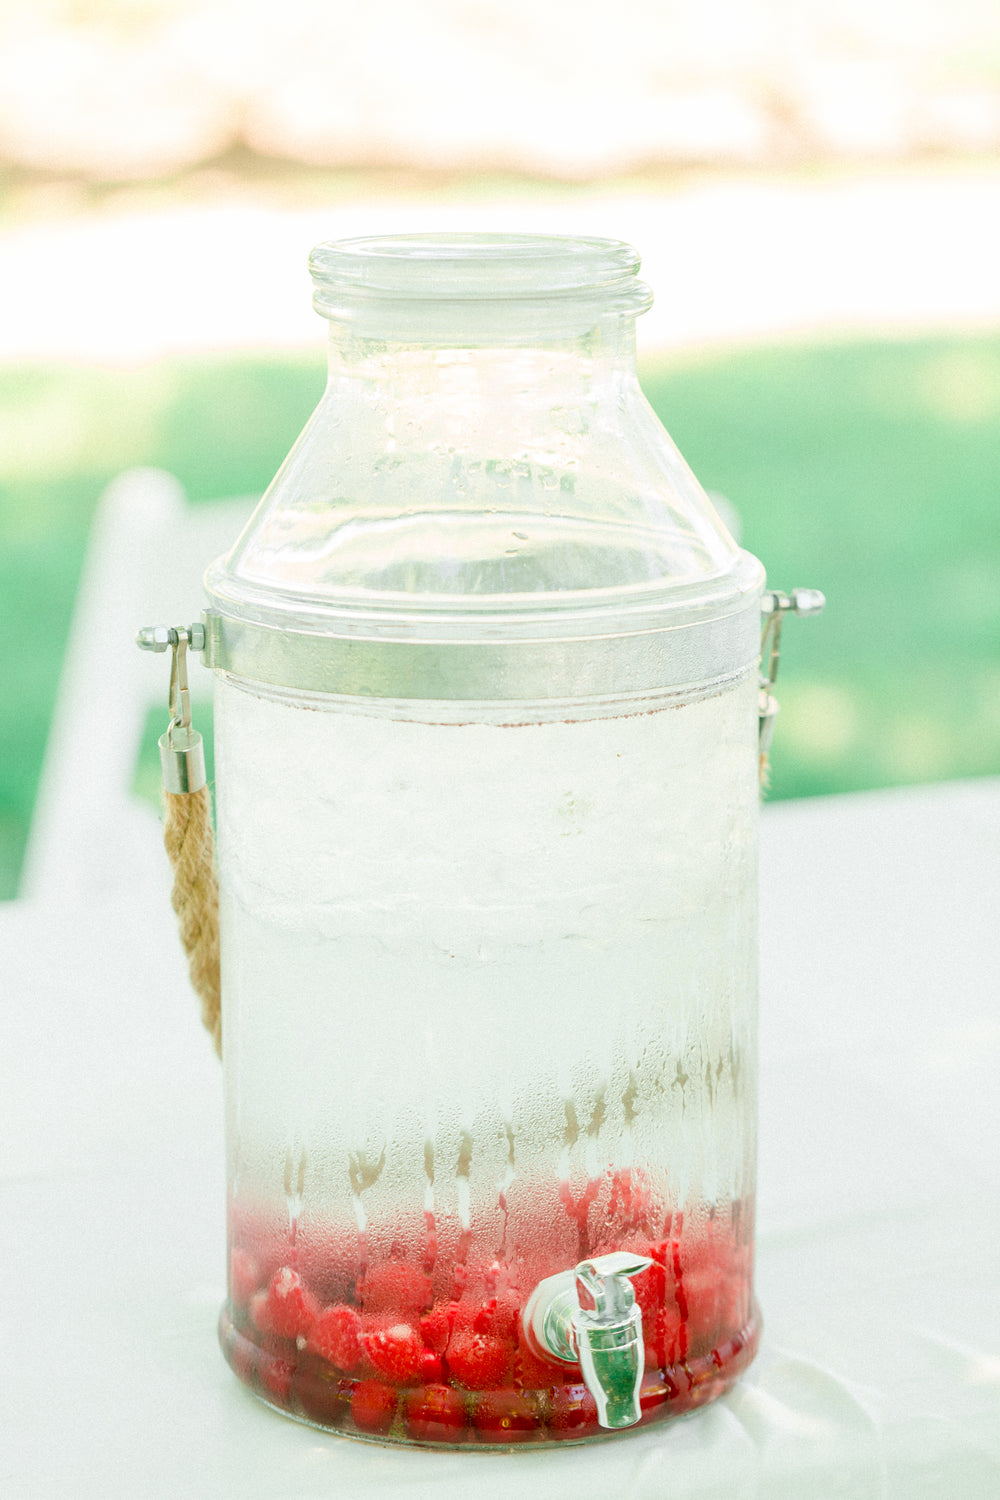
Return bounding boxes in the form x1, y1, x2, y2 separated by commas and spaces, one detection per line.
523, 1251, 653, 1429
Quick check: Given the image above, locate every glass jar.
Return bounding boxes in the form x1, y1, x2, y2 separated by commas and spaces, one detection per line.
208, 234, 763, 1447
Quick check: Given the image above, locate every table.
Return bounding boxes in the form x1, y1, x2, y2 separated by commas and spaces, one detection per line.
2, 779, 998, 1497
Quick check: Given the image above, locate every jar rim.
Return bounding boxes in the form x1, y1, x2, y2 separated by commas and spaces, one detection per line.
309, 232, 649, 304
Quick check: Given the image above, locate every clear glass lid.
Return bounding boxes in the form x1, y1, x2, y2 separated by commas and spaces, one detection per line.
205, 235, 763, 693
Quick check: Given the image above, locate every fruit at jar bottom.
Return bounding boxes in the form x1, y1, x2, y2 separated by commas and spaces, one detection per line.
547, 1383, 600, 1439
221, 1306, 758, 1443
350, 1379, 399, 1435
221, 1199, 757, 1441
403, 1383, 469, 1444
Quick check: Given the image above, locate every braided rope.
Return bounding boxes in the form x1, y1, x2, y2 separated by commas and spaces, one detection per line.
163, 785, 222, 1057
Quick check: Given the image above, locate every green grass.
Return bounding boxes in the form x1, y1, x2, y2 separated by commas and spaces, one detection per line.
2, 333, 998, 898
645, 337, 1000, 798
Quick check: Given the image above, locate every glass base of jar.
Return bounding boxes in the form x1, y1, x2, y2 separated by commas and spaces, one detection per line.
219, 1302, 761, 1450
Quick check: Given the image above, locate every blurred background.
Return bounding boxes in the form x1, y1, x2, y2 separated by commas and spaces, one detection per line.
1, 0, 999, 897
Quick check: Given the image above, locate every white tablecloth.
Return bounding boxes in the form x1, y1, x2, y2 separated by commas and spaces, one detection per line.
2, 780, 998, 1498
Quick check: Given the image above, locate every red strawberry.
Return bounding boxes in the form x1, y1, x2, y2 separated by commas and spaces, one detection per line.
600, 1166, 654, 1236
471, 1389, 543, 1444
548, 1383, 600, 1438
680, 1245, 747, 1355
359, 1262, 432, 1317
230, 1247, 261, 1307
363, 1322, 427, 1386
293, 1364, 351, 1427
308, 1303, 364, 1373
633, 1244, 670, 1323
402, 1383, 469, 1444
643, 1303, 685, 1370
634, 1241, 688, 1365
256, 1346, 296, 1405
350, 1379, 398, 1435
222, 1319, 256, 1387
254, 1266, 319, 1340
446, 1328, 512, 1391
638, 1370, 677, 1425
468, 1294, 519, 1342
513, 1318, 580, 1389
420, 1302, 458, 1356
249, 1290, 268, 1332
514, 1343, 563, 1392
618, 1165, 653, 1217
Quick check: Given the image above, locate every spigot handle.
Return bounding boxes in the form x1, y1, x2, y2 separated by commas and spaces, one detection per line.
523, 1251, 653, 1430
575, 1252, 652, 1317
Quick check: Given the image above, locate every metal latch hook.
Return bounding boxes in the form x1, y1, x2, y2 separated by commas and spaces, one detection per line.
758, 588, 826, 780
136, 623, 208, 794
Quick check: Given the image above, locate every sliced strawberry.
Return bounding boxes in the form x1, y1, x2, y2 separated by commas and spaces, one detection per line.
350, 1379, 398, 1435
402, 1383, 469, 1444
308, 1303, 364, 1373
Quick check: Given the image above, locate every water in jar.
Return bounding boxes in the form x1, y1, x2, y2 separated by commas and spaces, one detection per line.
215, 668, 760, 1444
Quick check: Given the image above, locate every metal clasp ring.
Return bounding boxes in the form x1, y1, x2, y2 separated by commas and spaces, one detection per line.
758, 587, 826, 773
136, 622, 208, 793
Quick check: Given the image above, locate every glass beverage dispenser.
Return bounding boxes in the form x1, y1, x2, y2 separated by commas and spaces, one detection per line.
188, 234, 801, 1447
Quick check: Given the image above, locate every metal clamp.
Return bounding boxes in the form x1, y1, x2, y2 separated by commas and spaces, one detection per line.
759, 588, 825, 763
136, 624, 208, 794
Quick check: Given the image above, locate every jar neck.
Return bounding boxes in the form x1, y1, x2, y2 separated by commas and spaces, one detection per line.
322, 315, 643, 420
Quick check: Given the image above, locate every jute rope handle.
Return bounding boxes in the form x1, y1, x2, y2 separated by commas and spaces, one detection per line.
164, 785, 222, 1056
137, 623, 222, 1057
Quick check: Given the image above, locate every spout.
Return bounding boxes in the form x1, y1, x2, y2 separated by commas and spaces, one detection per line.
523, 1251, 652, 1429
